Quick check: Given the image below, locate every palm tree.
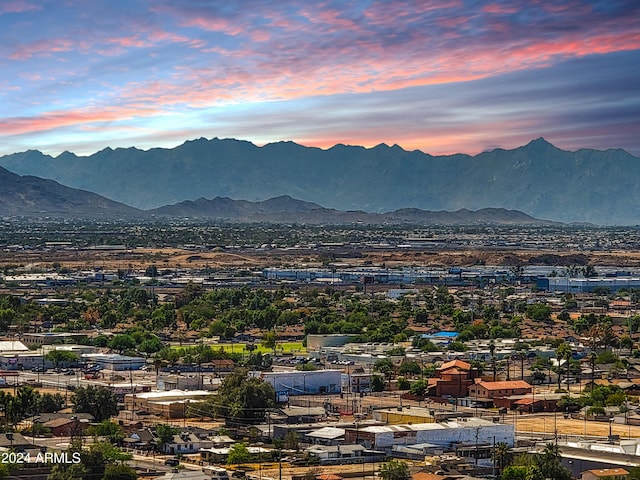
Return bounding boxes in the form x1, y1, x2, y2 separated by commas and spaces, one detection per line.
489, 340, 496, 381
492, 441, 513, 474
555, 342, 572, 389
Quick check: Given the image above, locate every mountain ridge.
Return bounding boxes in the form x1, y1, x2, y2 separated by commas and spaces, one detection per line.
1, 137, 638, 224
149, 194, 558, 225
0, 165, 143, 218
0, 168, 556, 225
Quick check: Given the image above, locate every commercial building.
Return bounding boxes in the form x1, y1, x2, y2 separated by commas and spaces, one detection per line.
82, 353, 145, 371
21, 333, 87, 346
255, 370, 341, 396
124, 390, 216, 418
344, 417, 514, 451
539, 276, 640, 293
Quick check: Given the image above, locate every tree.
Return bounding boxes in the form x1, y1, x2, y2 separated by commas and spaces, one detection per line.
103, 463, 138, 480
261, 330, 278, 356
88, 420, 124, 444
374, 358, 395, 386
555, 342, 573, 389
285, 430, 299, 450
525, 304, 552, 323
490, 340, 497, 381
227, 442, 251, 464
45, 350, 78, 369
492, 442, 513, 474
72, 386, 118, 422
371, 375, 385, 392
398, 361, 421, 377
620, 334, 634, 351
501, 465, 544, 480
536, 443, 572, 480
138, 336, 164, 354
380, 459, 410, 480
107, 334, 136, 354
197, 368, 275, 422
155, 424, 179, 451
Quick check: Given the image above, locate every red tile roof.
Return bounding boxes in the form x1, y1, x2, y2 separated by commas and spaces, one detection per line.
438, 360, 471, 371
476, 380, 531, 390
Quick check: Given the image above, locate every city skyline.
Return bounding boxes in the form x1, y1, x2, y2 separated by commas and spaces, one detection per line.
1, 0, 639, 157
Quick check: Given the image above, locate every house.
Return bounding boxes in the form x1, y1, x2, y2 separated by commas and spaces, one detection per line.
0, 433, 32, 450
305, 426, 345, 445
305, 444, 366, 464
211, 359, 235, 373
468, 380, 532, 402
199, 445, 270, 464
42, 417, 90, 436
581, 468, 630, 480
427, 360, 479, 399
277, 406, 327, 424
163, 432, 213, 455
347, 373, 372, 393
123, 428, 157, 450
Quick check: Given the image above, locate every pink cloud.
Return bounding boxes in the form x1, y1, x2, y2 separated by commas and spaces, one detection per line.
9, 38, 75, 59
481, 4, 520, 14
0, 1, 40, 14
0, 105, 162, 137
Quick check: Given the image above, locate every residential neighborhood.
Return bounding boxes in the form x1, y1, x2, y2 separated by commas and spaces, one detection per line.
1, 224, 640, 479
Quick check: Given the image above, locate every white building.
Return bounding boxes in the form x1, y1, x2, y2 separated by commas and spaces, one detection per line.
347, 417, 514, 450
255, 370, 341, 395
82, 353, 145, 371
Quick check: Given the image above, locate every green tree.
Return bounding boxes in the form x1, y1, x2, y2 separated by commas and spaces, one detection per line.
227, 442, 251, 464
374, 358, 395, 386
103, 463, 137, 480
88, 420, 124, 444
501, 465, 544, 480
45, 350, 78, 369
398, 361, 421, 376
409, 379, 428, 397
492, 441, 513, 473
38, 392, 65, 413
536, 443, 572, 480
261, 330, 278, 356
72, 386, 118, 422
138, 336, 164, 354
285, 430, 299, 451
525, 304, 552, 323
155, 424, 179, 451
555, 342, 573, 389
379, 459, 410, 480
371, 375, 385, 392
107, 334, 136, 353
197, 368, 275, 422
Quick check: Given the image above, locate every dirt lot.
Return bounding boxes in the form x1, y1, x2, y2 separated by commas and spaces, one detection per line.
506, 411, 639, 438
5, 246, 640, 272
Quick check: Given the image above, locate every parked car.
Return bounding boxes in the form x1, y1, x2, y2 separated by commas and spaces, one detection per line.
164, 458, 179, 466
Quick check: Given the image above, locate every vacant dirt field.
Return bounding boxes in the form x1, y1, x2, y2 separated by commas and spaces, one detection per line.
5, 247, 640, 272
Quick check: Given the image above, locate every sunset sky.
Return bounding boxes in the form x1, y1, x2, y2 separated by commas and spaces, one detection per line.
1, 0, 639, 157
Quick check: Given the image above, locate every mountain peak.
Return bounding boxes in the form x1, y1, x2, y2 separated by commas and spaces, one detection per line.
525, 137, 555, 149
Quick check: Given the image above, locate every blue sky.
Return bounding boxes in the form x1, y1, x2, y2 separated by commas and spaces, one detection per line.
1, 0, 639, 157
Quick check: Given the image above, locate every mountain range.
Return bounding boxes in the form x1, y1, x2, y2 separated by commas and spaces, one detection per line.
0, 166, 141, 218
0, 166, 551, 225
0, 137, 638, 224
149, 195, 555, 225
